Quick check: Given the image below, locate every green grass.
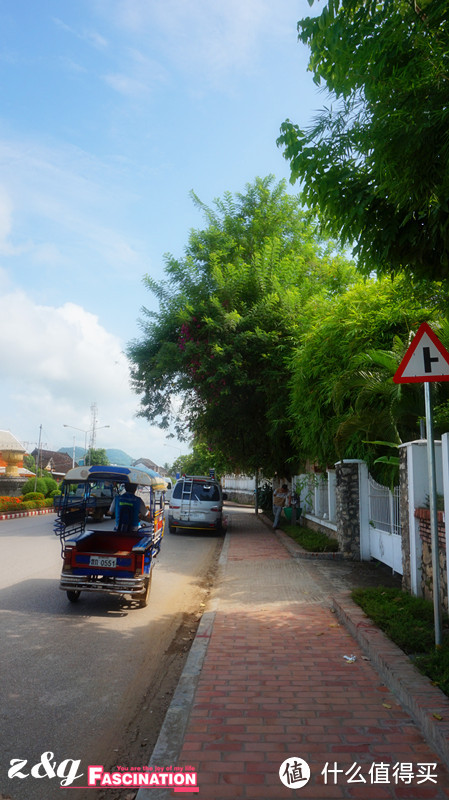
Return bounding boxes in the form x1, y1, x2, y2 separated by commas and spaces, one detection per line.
281, 523, 339, 552
352, 586, 449, 696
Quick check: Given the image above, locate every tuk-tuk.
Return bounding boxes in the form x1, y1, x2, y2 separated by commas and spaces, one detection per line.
54, 465, 167, 607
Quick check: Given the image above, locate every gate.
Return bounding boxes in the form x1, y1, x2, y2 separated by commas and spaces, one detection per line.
367, 475, 403, 574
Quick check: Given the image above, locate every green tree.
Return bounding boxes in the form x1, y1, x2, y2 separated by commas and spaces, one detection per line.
289, 274, 447, 475
277, 0, 449, 283
86, 448, 110, 467
170, 440, 228, 480
128, 177, 356, 476
23, 454, 36, 473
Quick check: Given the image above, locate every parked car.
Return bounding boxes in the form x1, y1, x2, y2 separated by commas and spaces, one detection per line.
168, 475, 227, 534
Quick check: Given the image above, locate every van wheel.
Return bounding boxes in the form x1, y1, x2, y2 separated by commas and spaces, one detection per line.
67, 590, 81, 603
168, 524, 177, 534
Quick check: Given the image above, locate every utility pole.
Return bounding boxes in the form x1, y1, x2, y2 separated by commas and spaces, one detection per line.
89, 402, 98, 454
34, 424, 42, 491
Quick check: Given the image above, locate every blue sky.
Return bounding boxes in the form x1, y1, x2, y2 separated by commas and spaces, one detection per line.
0, 0, 323, 466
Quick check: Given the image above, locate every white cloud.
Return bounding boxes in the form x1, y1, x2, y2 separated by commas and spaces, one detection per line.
0, 187, 12, 244
102, 48, 169, 98
0, 136, 146, 279
0, 289, 128, 399
103, 72, 150, 98
0, 286, 185, 463
61, 57, 88, 74
0, 186, 23, 256
95, 0, 284, 87
52, 17, 108, 50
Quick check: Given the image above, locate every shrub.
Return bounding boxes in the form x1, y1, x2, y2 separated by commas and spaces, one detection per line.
257, 482, 273, 512
20, 477, 56, 497
283, 524, 339, 552
42, 477, 58, 496
22, 492, 46, 505
0, 496, 22, 511
4, 501, 26, 512
351, 585, 449, 697
351, 586, 437, 654
415, 647, 449, 697
43, 498, 54, 508
22, 501, 37, 510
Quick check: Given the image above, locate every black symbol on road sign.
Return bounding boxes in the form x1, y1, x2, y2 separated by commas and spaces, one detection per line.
423, 347, 439, 374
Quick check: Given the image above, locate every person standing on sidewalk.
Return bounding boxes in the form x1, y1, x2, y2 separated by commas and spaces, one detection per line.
272, 484, 290, 529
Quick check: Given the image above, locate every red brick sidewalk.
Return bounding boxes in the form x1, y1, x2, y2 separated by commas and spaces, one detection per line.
173, 514, 449, 798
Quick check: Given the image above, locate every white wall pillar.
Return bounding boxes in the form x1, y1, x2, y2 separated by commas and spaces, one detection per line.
400, 439, 442, 596
357, 461, 371, 561
441, 434, 449, 578
327, 469, 336, 523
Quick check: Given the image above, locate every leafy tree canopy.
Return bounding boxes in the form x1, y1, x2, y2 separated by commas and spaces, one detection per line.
289, 273, 449, 477
85, 448, 109, 467
168, 440, 229, 480
277, 0, 449, 283
128, 176, 357, 476
23, 454, 36, 473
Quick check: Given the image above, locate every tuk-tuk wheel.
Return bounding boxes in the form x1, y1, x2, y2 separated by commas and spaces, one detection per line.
67, 590, 81, 603
138, 574, 152, 608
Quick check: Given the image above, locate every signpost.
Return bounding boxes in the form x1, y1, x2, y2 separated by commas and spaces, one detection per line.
394, 322, 449, 647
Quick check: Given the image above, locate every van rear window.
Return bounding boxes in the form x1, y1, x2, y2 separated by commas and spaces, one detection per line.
173, 481, 220, 501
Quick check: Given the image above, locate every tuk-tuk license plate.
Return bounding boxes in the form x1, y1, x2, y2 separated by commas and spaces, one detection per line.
89, 556, 117, 568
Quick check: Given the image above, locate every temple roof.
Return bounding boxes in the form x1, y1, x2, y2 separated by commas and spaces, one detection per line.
0, 430, 26, 453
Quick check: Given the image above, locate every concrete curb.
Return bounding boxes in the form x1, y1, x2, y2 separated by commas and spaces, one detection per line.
0, 507, 55, 521
135, 531, 231, 799
333, 592, 449, 773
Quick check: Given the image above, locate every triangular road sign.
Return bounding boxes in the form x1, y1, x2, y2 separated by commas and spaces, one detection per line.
394, 322, 449, 384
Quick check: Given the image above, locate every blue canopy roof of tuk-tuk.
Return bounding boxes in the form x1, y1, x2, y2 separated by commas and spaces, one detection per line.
131, 464, 162, 479
61, 464, 168, 490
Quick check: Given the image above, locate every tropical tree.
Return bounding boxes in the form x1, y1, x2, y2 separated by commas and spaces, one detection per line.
128, 177, 356, 476
86, 448, 109, 467
169, 440, 228, 480
289, 274, 447, 475
23, 454, 36, 473
277, 0, 449, 284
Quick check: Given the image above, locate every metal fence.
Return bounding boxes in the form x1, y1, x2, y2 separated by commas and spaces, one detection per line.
315, 474, 330, 519
292, 472, 335, 522
368, 475, 401, 536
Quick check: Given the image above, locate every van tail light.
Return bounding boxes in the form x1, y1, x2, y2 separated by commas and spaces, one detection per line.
211, 506, 222, 512
169, 504, 180, 510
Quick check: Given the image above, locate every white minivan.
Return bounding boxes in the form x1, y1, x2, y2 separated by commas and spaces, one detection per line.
168, 475, 227, 534
164, 479, 172, 504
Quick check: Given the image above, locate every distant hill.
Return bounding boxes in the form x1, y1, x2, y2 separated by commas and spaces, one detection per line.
58, 447, 134, 466
58, 446, 86, 463
105, 449, 134, 466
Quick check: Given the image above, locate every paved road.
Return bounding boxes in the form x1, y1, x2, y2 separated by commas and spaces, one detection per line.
0, 512, 223, 800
